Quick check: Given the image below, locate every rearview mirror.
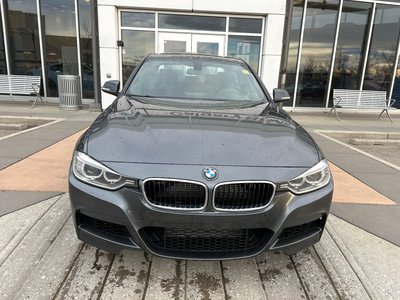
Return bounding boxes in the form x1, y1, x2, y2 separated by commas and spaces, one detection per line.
273, 88, 291, 103
101, 80, 120, 96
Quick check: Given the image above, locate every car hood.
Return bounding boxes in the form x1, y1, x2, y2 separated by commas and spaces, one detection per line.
85, 97, 320, 167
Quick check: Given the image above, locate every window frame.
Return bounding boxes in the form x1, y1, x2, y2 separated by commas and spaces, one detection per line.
118, 10, 265, 86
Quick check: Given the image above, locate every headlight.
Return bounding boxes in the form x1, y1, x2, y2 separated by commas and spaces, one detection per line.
72, 151, 137, 190
280, 159, 331, 194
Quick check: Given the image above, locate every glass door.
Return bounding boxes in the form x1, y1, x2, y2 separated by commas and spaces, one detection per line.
158, 33, 191, 53
192, 34, 225, 56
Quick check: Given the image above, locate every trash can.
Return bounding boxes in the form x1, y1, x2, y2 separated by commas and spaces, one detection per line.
57, 75, 82, 110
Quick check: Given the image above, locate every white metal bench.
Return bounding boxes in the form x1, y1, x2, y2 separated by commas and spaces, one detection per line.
0, 74, 44, 109
329, 89, 396, 122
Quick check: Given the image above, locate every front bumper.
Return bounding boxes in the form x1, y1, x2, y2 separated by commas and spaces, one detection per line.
69, 173, 333, 260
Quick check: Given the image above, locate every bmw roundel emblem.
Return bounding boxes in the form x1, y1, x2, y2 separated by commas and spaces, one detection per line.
203, 167, 218, 180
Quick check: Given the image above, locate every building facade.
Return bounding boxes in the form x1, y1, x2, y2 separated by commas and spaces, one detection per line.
0, 0, 399, 110
0, 0, 93, 100
97, 0, 285, 108
282, 0, 400, 110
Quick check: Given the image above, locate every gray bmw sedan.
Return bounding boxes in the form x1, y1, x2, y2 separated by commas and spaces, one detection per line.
69, 53, 333, 260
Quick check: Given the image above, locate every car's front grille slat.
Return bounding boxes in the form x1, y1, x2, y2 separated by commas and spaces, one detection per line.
213, 182, 275, 211
143, 179, 207, 210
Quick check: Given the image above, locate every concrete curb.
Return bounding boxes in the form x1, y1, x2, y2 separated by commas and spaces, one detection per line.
0, 123, 29, 130
349, 138, 400, 145
315, 130, 400, 140
325, 218, 381, 300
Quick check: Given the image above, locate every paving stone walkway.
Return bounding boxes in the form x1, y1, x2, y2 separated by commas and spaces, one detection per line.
1, 194, 399, 300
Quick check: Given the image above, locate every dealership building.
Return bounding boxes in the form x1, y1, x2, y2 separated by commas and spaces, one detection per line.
0, 0, 399, 110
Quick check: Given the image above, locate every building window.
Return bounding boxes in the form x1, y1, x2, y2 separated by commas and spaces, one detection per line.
282, 0, 400, 109
121, 30, 155, 83
120, 12, 263, 83
296, 0, 339, 107
363, 5, 400, 94
283, 0, 305, 107
227, 17, 263, 72
6, 0, 40, 76
121, 12, 155, 28
229, 18, 262, 34
331, 1, 372, 92
227, 35, 261, 72
158, 14, 226, 32
0, 15, 6, 74
41, 0, 79, 97
78, 0, 94, 99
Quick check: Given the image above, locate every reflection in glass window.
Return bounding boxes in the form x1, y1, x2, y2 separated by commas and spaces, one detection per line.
363, 5, 400, 93
121, 30, 155, 84
0, 17, 6, 74
41, 0, 79, 97
283, 0, 304, 106
296, 0, 339, 107
121, 12, 155, 28
6, 0, 40, 76
229, 18, 262, 33
159, 14, 226, 32
331, 1, 372, 93
79, 0, 94, 99
227, 36, 261, 72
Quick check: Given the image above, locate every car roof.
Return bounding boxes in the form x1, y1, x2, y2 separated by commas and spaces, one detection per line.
147, 53, 246, 64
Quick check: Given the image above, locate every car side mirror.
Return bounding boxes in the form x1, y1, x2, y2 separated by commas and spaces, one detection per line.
101, 80, 120, 96
273, 88, 291, 103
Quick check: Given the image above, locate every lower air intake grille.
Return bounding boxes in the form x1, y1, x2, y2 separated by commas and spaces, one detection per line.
143, 179, 207, 209
213, 182, 275, 210
78, 213, 130, 237
279, 218, 323, 241
141, 227, 273, 258
165, 228, 257, 251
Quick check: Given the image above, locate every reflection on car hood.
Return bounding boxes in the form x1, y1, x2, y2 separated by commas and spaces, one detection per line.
86, 97, 321, 167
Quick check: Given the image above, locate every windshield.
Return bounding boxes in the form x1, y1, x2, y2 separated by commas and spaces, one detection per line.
126, 56, 266, 102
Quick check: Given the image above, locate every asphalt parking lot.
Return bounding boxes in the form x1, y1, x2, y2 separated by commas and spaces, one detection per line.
0, 105, 399, 299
